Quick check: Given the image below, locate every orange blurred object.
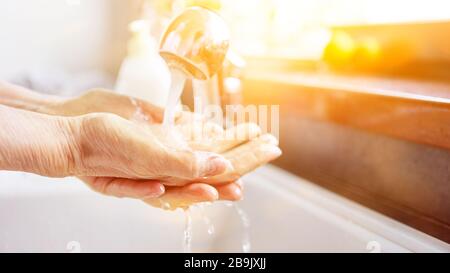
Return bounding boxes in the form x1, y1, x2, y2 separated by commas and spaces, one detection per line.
353, 37, 381, 70
380, 39, 416, 71
322, 31, 356, 68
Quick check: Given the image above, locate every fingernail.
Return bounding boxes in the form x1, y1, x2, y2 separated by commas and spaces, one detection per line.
262, 145, 282, 158
144, 184, 165, 198
188, 184, 219, 202
271, 146, 282, 157
232, 185, 243, 201
200, 153, 230, 177
259, 134, 278, 145
205, 156, 227, 176
205, 187, 220, 201
219, 184, 243, 201
246, 123, 262, 137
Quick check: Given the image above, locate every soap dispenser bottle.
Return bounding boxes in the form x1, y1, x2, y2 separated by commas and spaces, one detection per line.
115, 20, 171, 107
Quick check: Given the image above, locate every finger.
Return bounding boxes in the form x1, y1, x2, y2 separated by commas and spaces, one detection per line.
146, 181, 243, 210
202, 134, 281, 183
163, 150, 231, 180
235, 179, 244, 189
80, 177, 165, 199
178, 120, 224, 144
81, 90, 164, 123
144, 183, 219, 210
190, 121, 224, 142
84, 114, 230, 181
224, 134, 281, 175
213, 123, 262, 153
186, 122, 262, 153
216, 181, 243, 201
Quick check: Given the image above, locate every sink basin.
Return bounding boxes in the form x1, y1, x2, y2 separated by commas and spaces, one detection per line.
0, 166, 448, 252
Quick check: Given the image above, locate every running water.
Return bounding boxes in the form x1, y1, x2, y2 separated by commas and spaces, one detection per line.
161, 68, 193, 252
183, 208, 193, 253
163, 69, 186, 126
224, 202, 251, 252
198, 204, 215, 235
160, 69, 251, 253
159, 199, 171, 211
234, 204, 251, 253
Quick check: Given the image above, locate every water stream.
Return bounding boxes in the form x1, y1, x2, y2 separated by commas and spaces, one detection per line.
198, 204, 215, 236
183, 208, 193, 253
161, 69, 250, 253
162, 69, 186, 126
234, 204, 251, 253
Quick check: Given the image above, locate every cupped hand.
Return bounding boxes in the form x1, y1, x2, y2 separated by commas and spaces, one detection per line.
75, 112, 280, 210
46, 89, 281, 210
71, 112, 231, 180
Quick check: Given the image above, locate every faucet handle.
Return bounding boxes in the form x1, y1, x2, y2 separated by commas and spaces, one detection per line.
159, 7, 230, 80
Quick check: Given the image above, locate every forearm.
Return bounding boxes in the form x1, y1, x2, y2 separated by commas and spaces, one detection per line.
0, 80, 62, 114
0, 104, 79, 177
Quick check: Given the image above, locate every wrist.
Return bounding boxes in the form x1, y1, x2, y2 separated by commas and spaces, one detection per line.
60, 115, 84, 176
62, 113, 108, 177
34, 95, 66, 115
0, 80, 63, 113
0, 105, 81, 177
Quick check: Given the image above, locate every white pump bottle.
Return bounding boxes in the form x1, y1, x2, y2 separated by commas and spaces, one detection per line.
115, 20, 171, 107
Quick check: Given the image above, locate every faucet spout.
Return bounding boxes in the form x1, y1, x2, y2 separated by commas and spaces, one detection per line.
159, 7, 230, 81
159, 6, 231, 123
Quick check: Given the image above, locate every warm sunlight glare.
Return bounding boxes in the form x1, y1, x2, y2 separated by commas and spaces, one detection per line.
215, 0, 450, 59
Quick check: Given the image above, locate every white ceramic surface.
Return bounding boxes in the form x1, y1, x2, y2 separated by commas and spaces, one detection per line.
0, 166, 448, 253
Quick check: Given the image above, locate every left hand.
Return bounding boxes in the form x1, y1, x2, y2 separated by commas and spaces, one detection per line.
45, 88, 167, 123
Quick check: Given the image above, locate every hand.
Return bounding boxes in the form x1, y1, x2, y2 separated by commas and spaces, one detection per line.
76, 113, 280, 210
53, 89, 281, 209
45, 89, 167, 123
72, 112, 234, 179
143, 131, 281, 209
0, 103, 241, 210
7, 87, 281, 209
60, 111, 240, 208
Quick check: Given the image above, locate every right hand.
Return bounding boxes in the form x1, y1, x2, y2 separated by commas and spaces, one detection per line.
74, 112, 281, 210
70, 113, 230, 181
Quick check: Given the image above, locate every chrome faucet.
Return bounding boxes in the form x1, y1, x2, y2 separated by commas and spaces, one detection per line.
159, 7, 231, 110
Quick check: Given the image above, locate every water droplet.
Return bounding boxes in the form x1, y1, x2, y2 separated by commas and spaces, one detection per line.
159, 199, 171, 210
130, 97, 151, 122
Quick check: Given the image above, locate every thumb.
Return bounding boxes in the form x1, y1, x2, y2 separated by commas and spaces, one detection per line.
163, 150, 231, 180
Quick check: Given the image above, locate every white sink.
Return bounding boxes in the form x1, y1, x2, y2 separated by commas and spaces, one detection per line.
0, 166, 448, 253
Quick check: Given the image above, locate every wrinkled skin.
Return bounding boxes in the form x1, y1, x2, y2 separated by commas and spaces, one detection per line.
0, 84, 282, 210
50, 90, 281, 209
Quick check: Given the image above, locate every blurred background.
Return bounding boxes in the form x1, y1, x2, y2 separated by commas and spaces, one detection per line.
0, 0, 449, 248
1, 0, 449, 87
